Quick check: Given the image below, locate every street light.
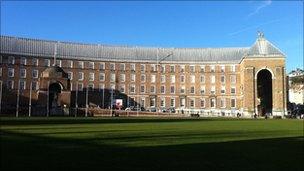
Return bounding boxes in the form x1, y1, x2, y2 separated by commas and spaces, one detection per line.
155, 49, 174, 112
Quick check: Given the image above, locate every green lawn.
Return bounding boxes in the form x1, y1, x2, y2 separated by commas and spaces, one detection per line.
0, 117, 303, 171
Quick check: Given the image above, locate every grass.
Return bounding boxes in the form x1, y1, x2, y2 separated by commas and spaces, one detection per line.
0, 117, 303, 171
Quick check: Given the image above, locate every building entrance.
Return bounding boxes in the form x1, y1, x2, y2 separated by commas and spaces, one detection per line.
257, 69, 273, 116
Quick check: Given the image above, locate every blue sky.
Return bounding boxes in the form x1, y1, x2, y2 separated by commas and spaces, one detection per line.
1, 1, 303, 72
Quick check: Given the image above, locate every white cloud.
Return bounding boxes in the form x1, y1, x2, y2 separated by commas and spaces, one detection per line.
247, 0, 272, 18
228, 18, 280, 36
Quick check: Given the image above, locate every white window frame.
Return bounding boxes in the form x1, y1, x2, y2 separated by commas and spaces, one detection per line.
89, 73, 95, 81
20, 68, 26, 78
32, 69, 39, 79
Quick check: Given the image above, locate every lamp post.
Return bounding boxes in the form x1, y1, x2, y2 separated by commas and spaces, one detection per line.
155, 49, 173, 112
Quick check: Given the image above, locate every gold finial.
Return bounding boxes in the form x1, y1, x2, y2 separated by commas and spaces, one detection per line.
258, 31, 264, 38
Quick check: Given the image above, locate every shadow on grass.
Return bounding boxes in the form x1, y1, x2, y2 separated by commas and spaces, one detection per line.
1, 130, 303, 171
0, 117, 219, 126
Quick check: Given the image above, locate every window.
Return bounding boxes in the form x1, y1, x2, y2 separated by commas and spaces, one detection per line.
8, 68, 14, 77
180, 65, 185, 72
130, 84, 135, 93
110, 84, 115, 92
170, 85, 175, 94
99, 63, 105, 70
99, 73, 105, 81
78, 83, 83, 91
88, 62, 94, 69
78, 61, 84, 69
180, 98, 186, 107
231, 87, 236, 94
131, 74, 136, 82
221, 75, 225, 84
231, 98, 236, 108
160, 65, 165, 73
190, 65, 195, 73
230, 75, 236, 84
99, 83, 105, 91
140, 64, 145, 72
200, 75, 205, 83
140, 85, 145, 93
190, 75, 195, 83
67, 72, 73, 80
210, 98, 216, 108
211, 75, 215, 84
170, 65, 175, 72
67, 60, 73, 68
200, 65, 205, 72
32, 81, 39, 90
190, 98, 195, 108
170, 98, 175, 107
88, 83, 94, 91
211, 86, 215, 94
231, 65, 236, 72
150, 85, 155, 93
141, 74, 146, 82
110, 63, 115, 70
161, 85, 165, 94
44, 59, 50, 67
221, 86, 225, 94
170, 75, 175, 83
160, 98, 165, 107
19, 80, 26, 90
78, 72, 84, 81
161, 75, 166, 83
120, 63, 125, 71
120, 74, 125, 82
201, 98, 205, 108
110, 73, 115, 82
130, 64, 136, 71
141, 98, 145, 107
181, 86, 185, 94
89, 73, 94, 81
220, 65, 225, 72
210, 65, 215, 72
220, 98, 226, 108
180, 75, 185, 83
7, 80, 14, 89
150, 98, 156, 107
190, 86, 195, 94
20, 57, 27, 65
0, 68, 2, 77
56, 60, 61, 67
20, 68, 26, 78
32, 58, 39, 66
150, 64, 156, 72
8, 56, 15, 64
118, 85, 124, 93
151, 75, 156, 83
32, 70, 39, 78
200, 86, 205, 94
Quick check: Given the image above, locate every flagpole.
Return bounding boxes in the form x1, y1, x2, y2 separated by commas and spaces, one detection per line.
85, 86, 88, 117
75, 81, 78, 117
16, 81, 20, 117
29, 82, 32, 117
47, 81, 50, 117
0, 81, 2, 114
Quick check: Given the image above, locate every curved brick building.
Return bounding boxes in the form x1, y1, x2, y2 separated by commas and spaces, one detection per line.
0, 33, 287, 117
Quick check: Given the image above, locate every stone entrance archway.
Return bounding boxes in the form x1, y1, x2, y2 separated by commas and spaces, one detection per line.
257, 69, 273, 116
49, 82, 63, 115
37, 66, 71, 116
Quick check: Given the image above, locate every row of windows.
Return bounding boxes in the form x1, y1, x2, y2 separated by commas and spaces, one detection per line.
4, 68, 237, 84
67, 83, 237, 95
6, 68, 39, 78
6, 80, 39, 90
149, 97, 236, 108
5, 56, 237, 72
